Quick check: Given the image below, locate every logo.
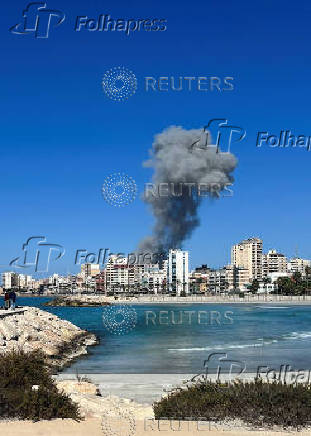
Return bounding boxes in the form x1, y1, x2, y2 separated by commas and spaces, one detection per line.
10, 2, 65, 38
189, 353, 246, 388
9, 236, 65, 272
101, 405, 136, 436
102, 173, 137, 207
191, 119, 245, 153
102, 305, 137, 335
256, 130, 311, 152
102, 67, 137, 102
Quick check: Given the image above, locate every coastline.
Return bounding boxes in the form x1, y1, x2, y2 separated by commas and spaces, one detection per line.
60, 294, 311, 305
20, 293, 311, 305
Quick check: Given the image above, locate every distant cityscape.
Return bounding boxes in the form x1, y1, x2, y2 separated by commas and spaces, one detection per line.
1, 237, 310, 296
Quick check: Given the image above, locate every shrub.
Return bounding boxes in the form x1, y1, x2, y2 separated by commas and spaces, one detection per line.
153, 379, 311, 429
0, 350, 81, 421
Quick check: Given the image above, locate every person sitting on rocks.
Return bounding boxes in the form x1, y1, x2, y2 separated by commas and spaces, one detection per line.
4, 290, 10, 310
9, 290, 16, 310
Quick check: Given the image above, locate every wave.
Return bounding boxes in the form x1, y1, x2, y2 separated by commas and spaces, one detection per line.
168, 330, 311, 353
168, 341, 278, 352
256, 306, 290, 309
283, 331, 311, 340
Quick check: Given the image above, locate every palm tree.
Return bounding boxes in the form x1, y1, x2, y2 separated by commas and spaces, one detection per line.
305, 266, 311, 291
250, 279, 260, 294
262, 277, 271, 295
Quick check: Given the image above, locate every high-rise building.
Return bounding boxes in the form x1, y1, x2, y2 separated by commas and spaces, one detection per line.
81, 263, 100, 278
207, 265, 249, 293
231, 238, 263, 282
105, 255, 135, 292
167, 249, 189, 295
1, 272, 19, 289
262, 250, 287, 278
224, 264, 249, 291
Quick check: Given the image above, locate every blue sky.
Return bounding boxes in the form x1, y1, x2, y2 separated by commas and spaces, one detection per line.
1, 0, 311, 275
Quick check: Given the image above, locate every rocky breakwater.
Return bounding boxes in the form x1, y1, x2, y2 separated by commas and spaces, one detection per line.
44, 296, 111, 307
0, 307, 98, 369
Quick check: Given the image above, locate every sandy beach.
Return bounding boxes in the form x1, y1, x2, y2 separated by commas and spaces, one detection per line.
0, 417, 309, 436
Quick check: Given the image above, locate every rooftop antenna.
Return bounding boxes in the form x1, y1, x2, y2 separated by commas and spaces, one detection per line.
295, 245, 299, 259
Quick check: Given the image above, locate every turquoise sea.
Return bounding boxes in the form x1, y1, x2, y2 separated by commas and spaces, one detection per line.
17, 297, 311, 375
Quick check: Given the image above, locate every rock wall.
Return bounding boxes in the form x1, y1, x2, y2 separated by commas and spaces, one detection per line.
0, 307, 97, 369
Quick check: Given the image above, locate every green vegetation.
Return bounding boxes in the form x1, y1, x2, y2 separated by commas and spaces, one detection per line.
273, 269, 311, 295
249, 279, 260, 294
0, 350, 81, 421
154, 379, 311, 429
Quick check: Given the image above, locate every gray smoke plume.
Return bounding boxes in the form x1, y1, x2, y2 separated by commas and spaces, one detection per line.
138, 126, 238, 255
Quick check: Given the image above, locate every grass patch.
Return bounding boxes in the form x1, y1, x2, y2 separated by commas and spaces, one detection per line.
0, 350, 81, 421
153, 379, 311, 430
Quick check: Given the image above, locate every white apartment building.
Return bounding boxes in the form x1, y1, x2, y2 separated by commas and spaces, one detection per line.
17, 274, 33, 289
105, 255, 167, 293
231, 238, 263, 282
105, 255, 135, 292
268, 271, 291, 283
287, 258, 311, 277
167, 249, 189, 295
2, 272, 15, 289
140, 264, 166, 293
1, 272, 34, 289
262, 250, 287, 278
